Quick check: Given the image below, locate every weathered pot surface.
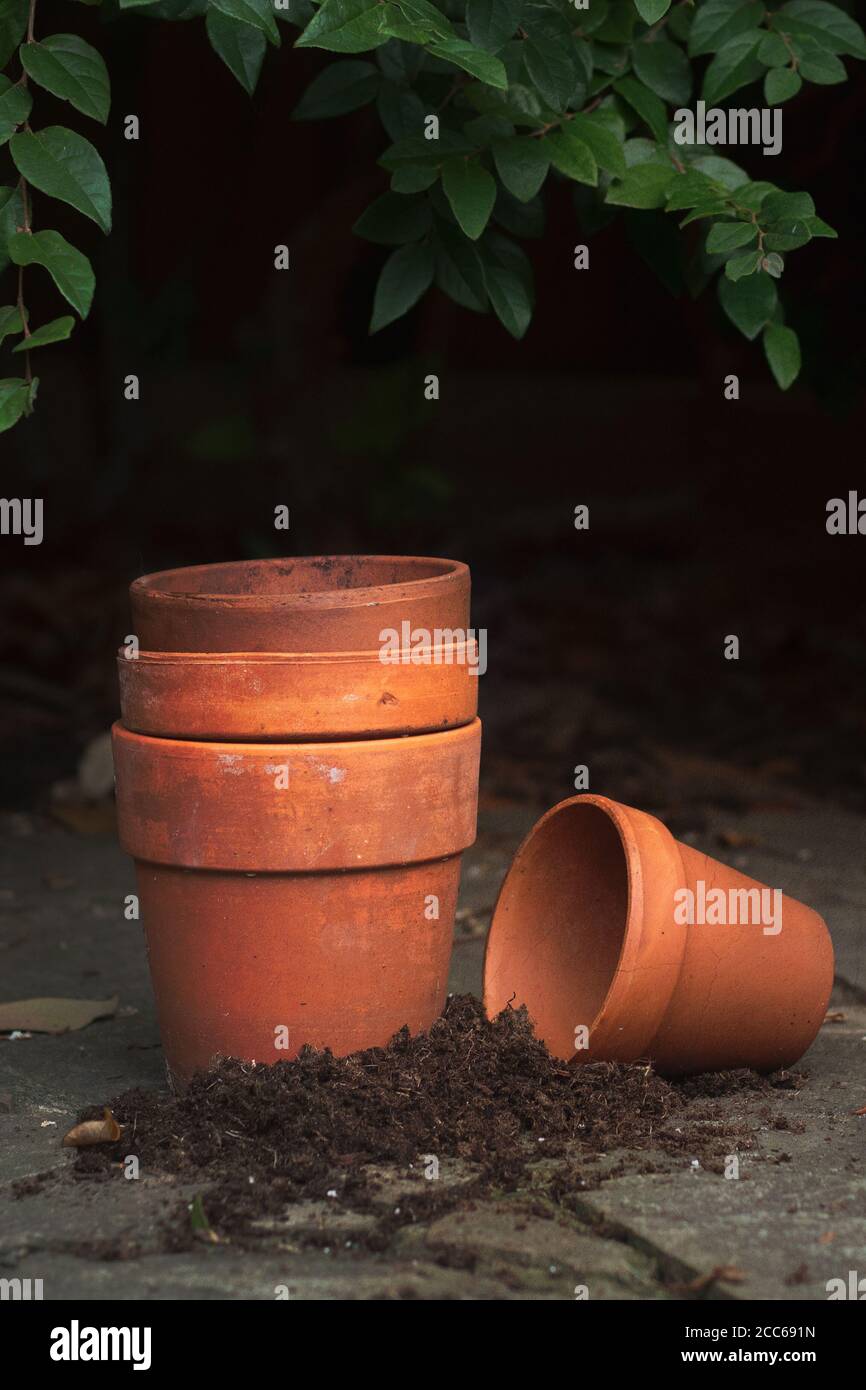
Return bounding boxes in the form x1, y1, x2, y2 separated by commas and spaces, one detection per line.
113, 719, 481, 1087
117, 642, 479, 741
130, 555, 471, 654
483, 793, 834, 1075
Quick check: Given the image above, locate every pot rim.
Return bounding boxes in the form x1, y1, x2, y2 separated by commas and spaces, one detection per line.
130, 555, 468, 613
484, 793, 688, 1060
112, 718, 481, 759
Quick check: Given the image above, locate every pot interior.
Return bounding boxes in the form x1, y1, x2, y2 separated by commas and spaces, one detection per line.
485, 800, 628, 1059
134, 556, 458, 600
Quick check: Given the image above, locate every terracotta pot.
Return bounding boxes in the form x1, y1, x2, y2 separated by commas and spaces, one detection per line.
483, 794, 833, 1075
113, 719, 481, 1088
117, 643, 478, 741
130, 555, 470, 654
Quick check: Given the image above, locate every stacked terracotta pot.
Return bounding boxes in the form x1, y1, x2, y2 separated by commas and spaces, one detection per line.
112, 556, 481, 1090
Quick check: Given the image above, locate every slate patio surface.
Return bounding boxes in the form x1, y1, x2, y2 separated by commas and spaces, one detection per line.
1, 797, 864, 1301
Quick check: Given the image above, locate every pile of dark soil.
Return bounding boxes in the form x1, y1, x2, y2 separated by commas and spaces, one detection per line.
70, 996, 802, 1251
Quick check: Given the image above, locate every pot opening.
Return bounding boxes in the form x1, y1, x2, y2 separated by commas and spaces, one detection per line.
133, 556, 459, 600
485, 800, 628, 1060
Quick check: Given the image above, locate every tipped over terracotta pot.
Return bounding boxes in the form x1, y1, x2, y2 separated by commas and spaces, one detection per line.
113, 719, 481, 1089
130, 555, 470, 654
483, 794, 833, 1075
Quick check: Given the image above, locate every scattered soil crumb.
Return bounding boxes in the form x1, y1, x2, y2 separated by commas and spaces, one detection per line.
66, 996, 801, 1252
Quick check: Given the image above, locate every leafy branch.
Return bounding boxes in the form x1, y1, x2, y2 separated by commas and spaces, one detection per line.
1, 0, 109, 430
1, 0, 864, 431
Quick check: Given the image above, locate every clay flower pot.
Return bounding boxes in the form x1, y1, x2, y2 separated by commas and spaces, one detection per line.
483, 794, 833, 1075
113, 719, 481, 1089
130, 555, 470, 654
117, 642, 478, 741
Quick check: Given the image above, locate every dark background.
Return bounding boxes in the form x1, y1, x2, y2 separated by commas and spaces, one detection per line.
2, 4, 864, 819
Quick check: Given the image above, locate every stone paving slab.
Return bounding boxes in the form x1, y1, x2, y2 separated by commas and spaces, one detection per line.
576, 998, 866, 1301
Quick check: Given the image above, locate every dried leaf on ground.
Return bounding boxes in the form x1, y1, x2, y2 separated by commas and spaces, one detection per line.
62, 1107, 122, 1147
0, 995, 118, 1035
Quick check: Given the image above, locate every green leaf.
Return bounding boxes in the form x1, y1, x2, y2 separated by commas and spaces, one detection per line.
595, 2, 637, 43
689, 0, 763, 58
567, 112, 626, 177
775, 1, 866, 59
387, 0, 451, 39
0, 184, 23, 278
606, 160, 674, 208
689, 154, 749, 190
724, 247, 761, 280
427, 36, 507, 89
353, 191, 431, 243
377, 2, 436, 43
479, 235, 532, 338
678, 200, 729, 225
295, 0, 386, 52
664, 168, 726, 210
293, 59, 379, 118
7, 229, 95, 317
522, 18, 577, 111
441, 156, 496, 239
0, 0, 28, 69
0, 304, 23, 345
0, 78, 31, 146
632, 35, 692, 106
12, 314, 74, 351
763, 322, 800, 389
613, 75, 669, 146
702, 32, 763, 105
805, 214, 836, 238
764, 66, 802, 103
798, 42, 846, 83
391, 163, 439, 192
377, 82, 427, 139
546, 130, 597, 186
369, 240, 434, 331
591, 40, 630, 77
762, 250, 784, 278
729, 180, 779, 211
0, 376, 30, 432
210, 0, 280, 45
706, 220, 757, 254
718, 269, 777, 339
19, 35, 110, 124
634, 0, 671, 24
434, 219, 488, 310
762, 190, 815, 222
764, 217, 811, 251
10, 127, 112, 234
757, 32, 790, 66
466, 79, 543, 127
466, 0, 523, 53
206, 9, 266, 94
379, 131, 473, 168
577, 0, 611, 38
492, 136, 549, 202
